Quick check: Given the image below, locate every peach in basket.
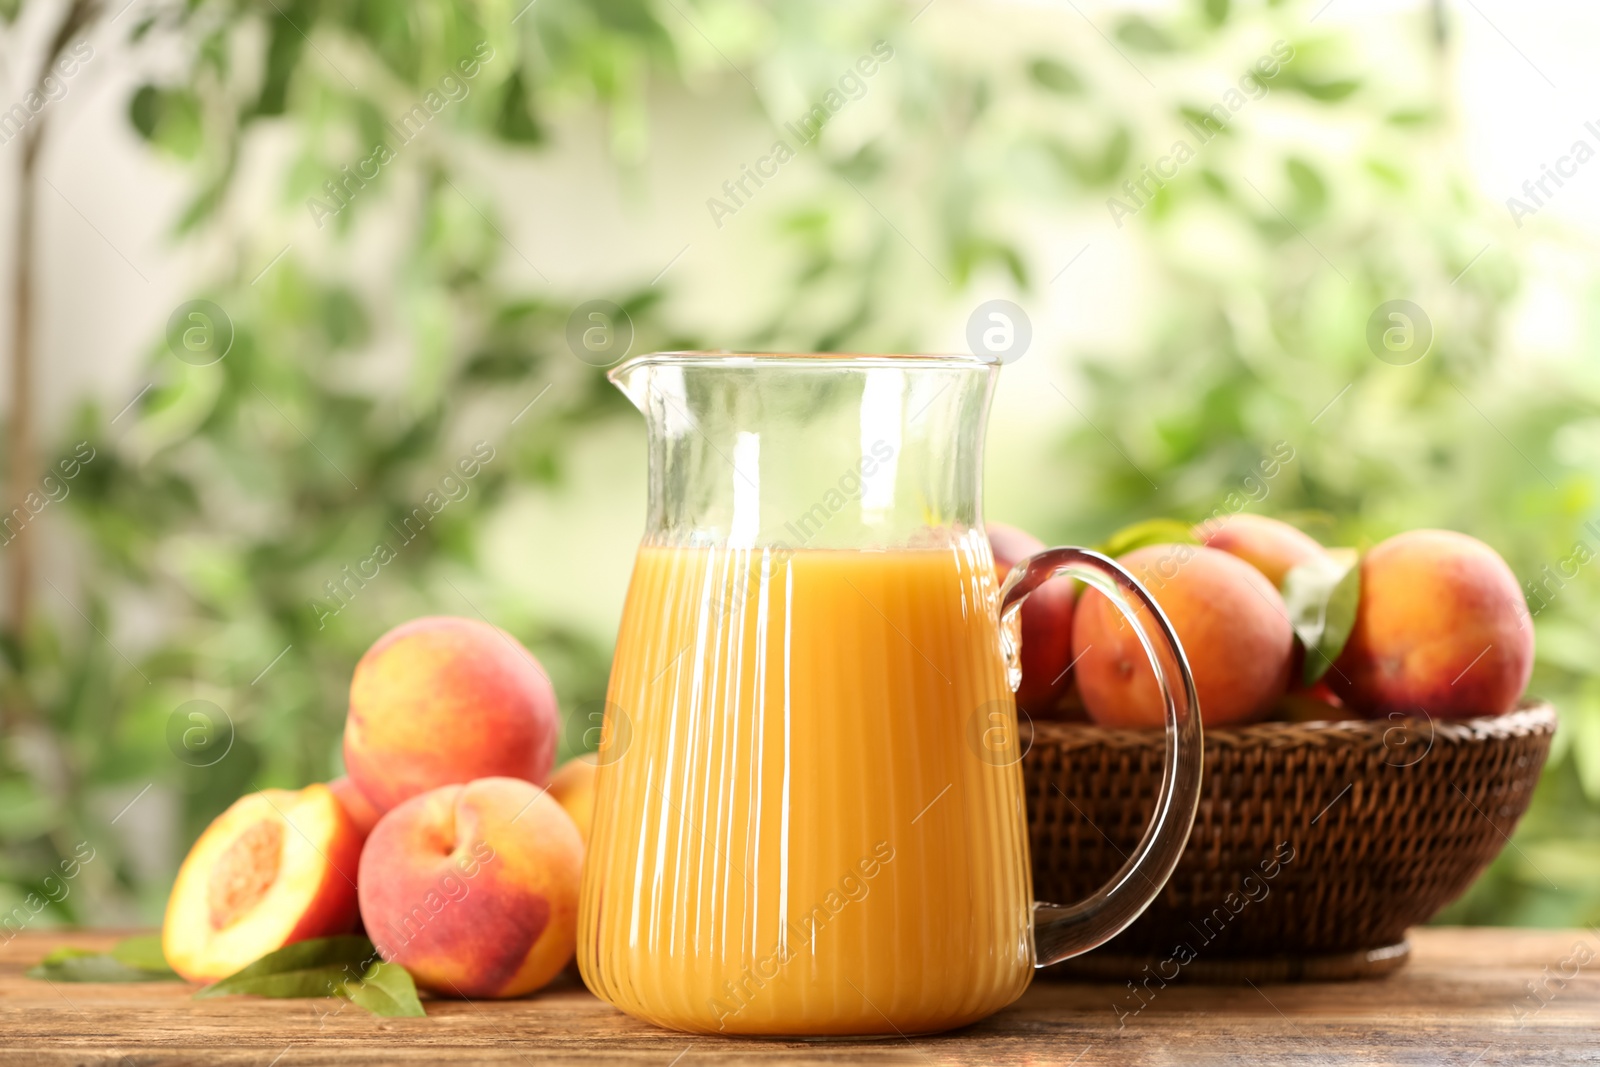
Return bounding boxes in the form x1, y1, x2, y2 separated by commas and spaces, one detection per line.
1022, 704, 1554, 980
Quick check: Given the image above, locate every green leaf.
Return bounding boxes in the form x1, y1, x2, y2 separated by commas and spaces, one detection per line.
173, 165, 234, 236
1285, 157, 1327, 216
1027, 58, 1084, 95
320, 287, 371, 349
1115, 15, 1176, 52
343, 960, 426, 1017
111, 934, 177, 976
196, 936, 424, 1018
1365, 158, 1405, 190
251, 8, 307, 118
1386, 107, 1435, 127
1095, 518, 1200, 558
1202, 0, 1230, 26
28, 954, 167, 983
206, 963, 357, 999
1098, 126, 1132, 183
196, 936, 376, 999
27, 938, 181, 983
1281, 552, 1362, 685
129, 85, 162, 140
128, 86, 203, 159
1286, 75, 1360, 102
1048, 126, 1133, 186
32, 946, 94, 966
494, 71, 544, 144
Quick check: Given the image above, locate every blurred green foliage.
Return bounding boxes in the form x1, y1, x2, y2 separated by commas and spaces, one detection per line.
1, 0, 1594, 935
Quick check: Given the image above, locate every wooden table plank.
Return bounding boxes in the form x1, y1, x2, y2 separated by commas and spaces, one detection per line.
2, 928, 1596, 1065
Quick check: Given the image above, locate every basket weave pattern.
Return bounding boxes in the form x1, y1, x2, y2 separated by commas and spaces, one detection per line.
1022, 703, 1555, 965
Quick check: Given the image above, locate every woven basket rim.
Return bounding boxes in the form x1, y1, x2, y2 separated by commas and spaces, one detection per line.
1028, 699, 1555, 751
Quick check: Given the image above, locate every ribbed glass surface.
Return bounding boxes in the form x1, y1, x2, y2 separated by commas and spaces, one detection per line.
577, 533, 1034, 1035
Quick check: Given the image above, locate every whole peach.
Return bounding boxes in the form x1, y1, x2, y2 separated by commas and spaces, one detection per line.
344, 616, 560, 813
1072, 544, 1294, 728
1196, 514, 1327, 588
359, 777, 584, 998
547, 755, 598, 842
987, 523, 1079, 719
329, 776, 382, 838
1329, 530, 1533, 719
1275, 693, 1359, 724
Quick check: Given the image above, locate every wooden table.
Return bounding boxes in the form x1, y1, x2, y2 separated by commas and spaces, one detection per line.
2, 928, 1595, 1065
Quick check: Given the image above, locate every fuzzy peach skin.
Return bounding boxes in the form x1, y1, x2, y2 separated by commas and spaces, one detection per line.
546, 755, 597, 842
162, 784, 361, 983
359, 777, 584, 999
344, 616, 560, 813
987, 522, 1080, 719
1196, 514, 1328, 588
1071, 544, 1294, 728
1330, 529, 1533, 719
329, 776, 383, 838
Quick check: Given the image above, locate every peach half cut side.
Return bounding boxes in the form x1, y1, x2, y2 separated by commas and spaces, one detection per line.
162, 784, 362, 984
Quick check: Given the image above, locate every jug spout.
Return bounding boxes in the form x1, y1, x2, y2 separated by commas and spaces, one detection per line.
608, 352, 999, 550
607, 357, 651, 415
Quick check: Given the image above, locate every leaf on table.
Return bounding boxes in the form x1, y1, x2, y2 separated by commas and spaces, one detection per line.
343, 960, 426, 1017
33, 946, 94, 966
196, 935, 425, 1018
202, 963, 357, 999
195, 935, 376, 999
111, 934, 177, 976
1281, 549, 1362, 685
27, 936, 181, 983
28, 955, 161, 983
1095, 518, 1198, 558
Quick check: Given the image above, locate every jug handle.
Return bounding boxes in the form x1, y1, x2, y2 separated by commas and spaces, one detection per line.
997, 547, 1204, 968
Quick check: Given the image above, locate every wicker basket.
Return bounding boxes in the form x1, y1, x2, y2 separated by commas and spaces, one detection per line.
1023, 702, 1556, 982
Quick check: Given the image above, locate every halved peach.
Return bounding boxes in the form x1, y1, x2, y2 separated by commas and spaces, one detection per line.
162, 784, 362, 983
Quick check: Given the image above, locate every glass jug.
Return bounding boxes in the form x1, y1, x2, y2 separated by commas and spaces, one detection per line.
577, 352, 1202, 1036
